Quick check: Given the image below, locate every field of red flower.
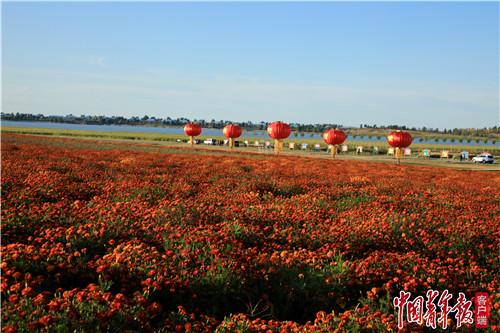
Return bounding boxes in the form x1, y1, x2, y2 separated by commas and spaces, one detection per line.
1, 134, 499, 332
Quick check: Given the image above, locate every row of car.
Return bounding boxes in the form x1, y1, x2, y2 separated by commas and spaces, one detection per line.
178, 138, 496, 163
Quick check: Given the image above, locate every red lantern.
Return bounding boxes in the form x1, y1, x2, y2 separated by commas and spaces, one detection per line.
267, 121, 291, 140
267, 121, 291, 154
223, 124, 242, 148
387, 130, 412, 163
323, 129, 346, 157
184, 123, 202, 145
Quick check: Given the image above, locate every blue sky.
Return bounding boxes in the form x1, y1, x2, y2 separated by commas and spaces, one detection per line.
3, 2, 499, 128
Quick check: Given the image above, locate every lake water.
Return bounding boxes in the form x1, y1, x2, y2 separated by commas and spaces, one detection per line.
2, 120, 498, 146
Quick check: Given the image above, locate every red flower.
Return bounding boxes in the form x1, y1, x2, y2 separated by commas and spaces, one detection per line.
2, 326, 17, 333
147, 302, 161, 315
8, 295, 19, 303
38, 315, 53, 327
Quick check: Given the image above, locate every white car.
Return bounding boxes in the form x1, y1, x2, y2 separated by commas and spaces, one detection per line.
472, 154, 495, 164
203, 138, 217, 145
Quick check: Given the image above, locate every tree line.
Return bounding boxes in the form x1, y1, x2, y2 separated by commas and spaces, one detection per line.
2, 112, 498, 137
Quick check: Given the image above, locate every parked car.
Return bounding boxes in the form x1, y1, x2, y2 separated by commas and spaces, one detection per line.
472, 154, 495, 164
203, 138, 217, 145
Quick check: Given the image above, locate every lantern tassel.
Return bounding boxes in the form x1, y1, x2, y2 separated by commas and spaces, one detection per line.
275, 139, 282, 154
229, 138, 234, 149
396, 147, 401, 164
331, 145, 337, 158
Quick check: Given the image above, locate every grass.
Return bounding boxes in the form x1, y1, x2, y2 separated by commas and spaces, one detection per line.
3, 132, 499, 172
2, 125, 499, 154
0, 132, 272, 160
1, 126, 188, 141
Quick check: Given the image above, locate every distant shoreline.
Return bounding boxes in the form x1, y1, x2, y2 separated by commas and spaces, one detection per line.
2, 118, 499, 144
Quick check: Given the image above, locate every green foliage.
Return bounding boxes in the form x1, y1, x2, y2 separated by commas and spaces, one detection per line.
335, 194, 373, 211
216, 316, 252, 333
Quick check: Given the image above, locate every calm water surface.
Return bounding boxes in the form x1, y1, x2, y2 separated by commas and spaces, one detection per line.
2, 120, 498, 146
